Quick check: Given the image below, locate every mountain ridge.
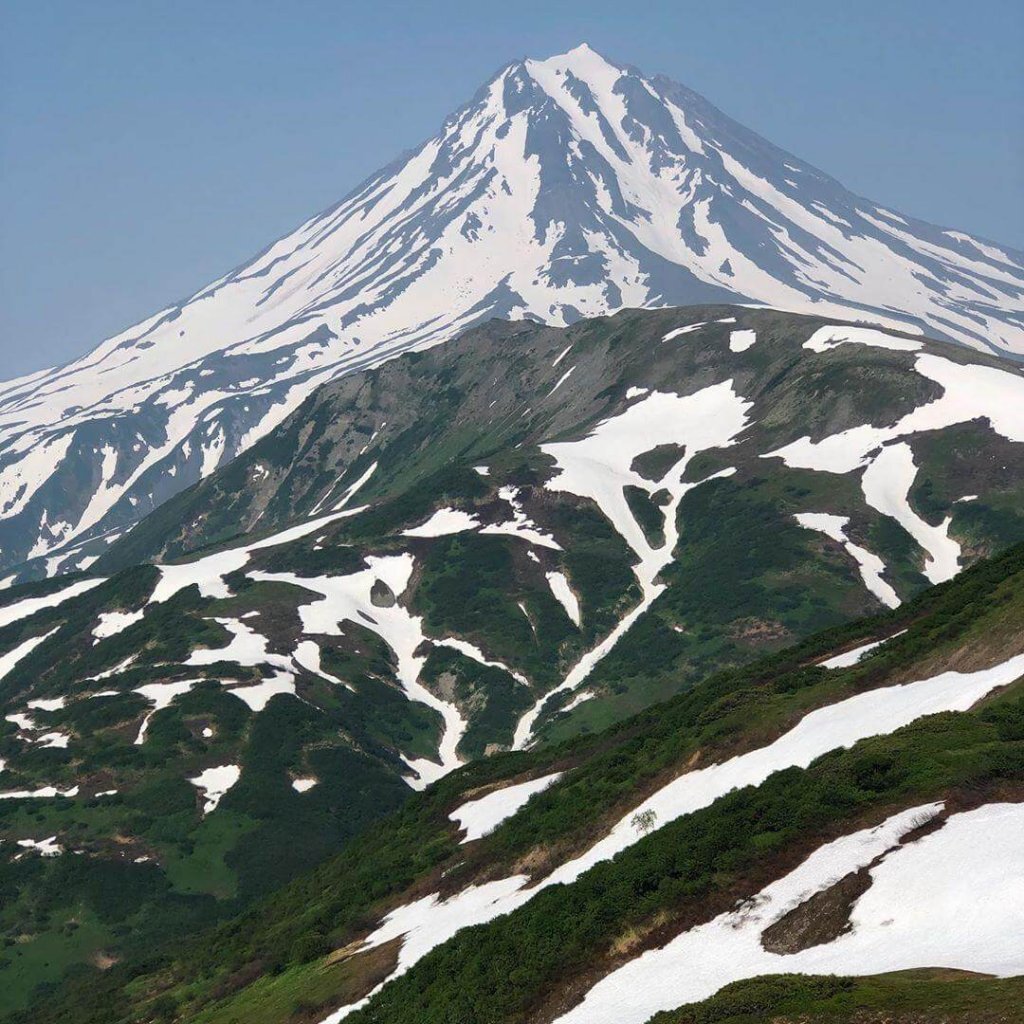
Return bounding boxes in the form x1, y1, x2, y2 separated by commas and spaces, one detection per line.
2, 44, 1022, 580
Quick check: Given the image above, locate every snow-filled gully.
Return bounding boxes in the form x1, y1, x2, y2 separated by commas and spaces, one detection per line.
250, 553, 469, 789
512, 384, 752, 748
319, 650, 1024, 1022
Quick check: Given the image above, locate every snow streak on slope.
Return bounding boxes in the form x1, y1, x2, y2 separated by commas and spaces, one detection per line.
513, 384, 751, 746
449, 771, 563, 843
319, 650, 1024, 1022
555, 802, 1024, 1024
3, 45, 1022, 576
250, 555, 468, 788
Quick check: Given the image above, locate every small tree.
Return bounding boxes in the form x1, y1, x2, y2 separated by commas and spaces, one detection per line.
631, 808, 657, 835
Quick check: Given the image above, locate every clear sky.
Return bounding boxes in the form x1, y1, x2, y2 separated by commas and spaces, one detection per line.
1, 0, 1022, 378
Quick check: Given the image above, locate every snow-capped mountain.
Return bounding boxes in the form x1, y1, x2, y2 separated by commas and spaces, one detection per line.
3, 43, 1023, 577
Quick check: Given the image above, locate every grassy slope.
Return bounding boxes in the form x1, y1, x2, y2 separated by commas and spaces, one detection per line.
18, 539, 1024, 1024
652, 970, 1024, 1024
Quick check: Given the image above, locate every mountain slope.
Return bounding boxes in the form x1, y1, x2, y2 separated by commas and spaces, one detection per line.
3, 44, 1023, 577
20, 530, 1024, 1024
4, 306, 1024, 1013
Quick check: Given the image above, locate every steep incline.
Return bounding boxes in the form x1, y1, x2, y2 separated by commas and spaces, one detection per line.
2, 44, 1022, 575
5, 308, 1024, 1012
20, 534, 1024, 1024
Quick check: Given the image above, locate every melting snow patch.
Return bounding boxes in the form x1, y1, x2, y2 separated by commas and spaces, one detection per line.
862, 444, 959, 584
450, 772, 564, 843
433, 637, 530, 686
0, 784, 78, 800
625, 386, 648, 400
294, 639, 352, 690
481, 486, 561, 550
545, 571, 581, 625
662, 322, 707, 341
92, 609, 144, 641
0, 579, 105, 631
548, 365, 576, 397
225, 672, 296, 712
402, 508, 480, 538
554, 802, 1024, 1024
803, 324, 923, 353
133, 680, 201, 744
0, 627, 59, 682
729, 329, 757, 352
17, 835, 62, 857
820, 630, 907, 669
794, 512, 899, 608
189, 764, 241, 815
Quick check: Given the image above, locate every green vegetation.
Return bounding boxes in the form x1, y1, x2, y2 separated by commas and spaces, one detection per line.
651, 970, 1024, 1023
19, 538, 1024, 1024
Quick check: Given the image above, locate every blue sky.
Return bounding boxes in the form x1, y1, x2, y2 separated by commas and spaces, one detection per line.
1, 0, 1021, 377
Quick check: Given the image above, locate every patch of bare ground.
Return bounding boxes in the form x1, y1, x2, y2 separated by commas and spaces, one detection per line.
90, 950, 119, 970
761, 867, 873, 954
315, 936, 402, 1007
730, 617, 792, 644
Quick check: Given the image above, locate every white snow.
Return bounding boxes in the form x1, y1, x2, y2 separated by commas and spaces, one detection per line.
803, 325, 922, 353
728, 329, 757, 352
552, 344, 573, 367
0, 627, 59, 681
625, 386, 649, 400
402, 508, 480, 538
292, 777, 318, 793
548, 365, 576, 396
514, 385, 750, 746
433, 637, 529, 686
189, 764, 241, 815
35, 731, 70, 749
449, 772, 564, 843
480, 486, 561, 550
294, 639, 352, 690
250, 553, 468, 788
16, 835, 63, 857
820, 630, 907, 669
794, 512, 899, 608
133, 680, 201, 744
545, 571, 581, 625
662, 322, 707, 341
92, 609, 144, 641
26, 696, 66, 711
554, 802, 1024, 1024
0, 784, 78, 800
147, 506, 364, 606
862, 443, 960, 584
319, 649, 1024, 1022
224, 672, 296, 712
0, 579, 105, 631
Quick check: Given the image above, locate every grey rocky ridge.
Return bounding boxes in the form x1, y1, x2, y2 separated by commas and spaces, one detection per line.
1, 44, 1022, 580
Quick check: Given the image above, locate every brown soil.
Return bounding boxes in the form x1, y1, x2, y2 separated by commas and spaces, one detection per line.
761, 868, 872, 954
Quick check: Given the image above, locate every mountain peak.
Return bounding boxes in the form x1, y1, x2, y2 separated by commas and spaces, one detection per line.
0, 46, 1022, 580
